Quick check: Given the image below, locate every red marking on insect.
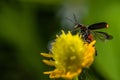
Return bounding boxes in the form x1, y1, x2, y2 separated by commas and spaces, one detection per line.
88, 34, 93, 42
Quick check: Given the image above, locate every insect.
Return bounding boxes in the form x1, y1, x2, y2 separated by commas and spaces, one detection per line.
74, 22, 113, 43
71, 15, 113, 43
70, 14, 113, 56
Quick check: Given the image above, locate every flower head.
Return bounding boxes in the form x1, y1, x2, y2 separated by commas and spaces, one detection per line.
40, 30, 96, 80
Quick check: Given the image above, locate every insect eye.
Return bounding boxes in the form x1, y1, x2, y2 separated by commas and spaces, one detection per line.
74, 24, 79, 29
74, 24, 83, 29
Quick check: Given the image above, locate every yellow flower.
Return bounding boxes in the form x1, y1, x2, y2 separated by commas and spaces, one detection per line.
40, 30, 96, 80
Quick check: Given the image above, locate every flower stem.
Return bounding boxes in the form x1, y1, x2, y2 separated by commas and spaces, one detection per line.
73, 76, 79, 80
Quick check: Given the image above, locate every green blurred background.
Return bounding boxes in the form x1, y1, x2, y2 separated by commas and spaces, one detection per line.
0, 0, 119, 80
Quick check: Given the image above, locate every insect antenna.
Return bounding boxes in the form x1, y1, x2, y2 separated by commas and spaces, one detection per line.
65, 17, 75, 24
73, 13, 79, 25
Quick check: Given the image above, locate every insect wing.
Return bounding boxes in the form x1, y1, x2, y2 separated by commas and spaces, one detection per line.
92, 31, 113, 41
88, 22, 108, 30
